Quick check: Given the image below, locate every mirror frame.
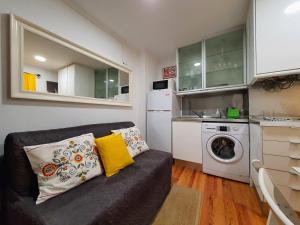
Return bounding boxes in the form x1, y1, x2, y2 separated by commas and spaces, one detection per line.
10, 14, 133, 107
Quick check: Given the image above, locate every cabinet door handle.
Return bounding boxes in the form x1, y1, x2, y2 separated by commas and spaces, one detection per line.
290, 139, 300, 144
289, 169, 298, 175
288, 185, 300, 191
289, 126, 300, 129
289, 156, 300, 160
290, 167, 300, 176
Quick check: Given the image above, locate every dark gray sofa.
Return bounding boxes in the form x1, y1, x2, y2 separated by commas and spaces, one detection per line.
2, 122, 172, 225
0, 154, 4, 221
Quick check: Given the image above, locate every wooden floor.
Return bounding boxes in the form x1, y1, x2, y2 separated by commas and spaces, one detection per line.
172, 164, 268, 225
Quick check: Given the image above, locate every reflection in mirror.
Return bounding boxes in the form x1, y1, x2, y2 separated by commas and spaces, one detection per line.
23, 29, 130, 102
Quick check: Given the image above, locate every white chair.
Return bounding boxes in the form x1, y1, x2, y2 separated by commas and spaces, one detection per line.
251, 160, 300, 225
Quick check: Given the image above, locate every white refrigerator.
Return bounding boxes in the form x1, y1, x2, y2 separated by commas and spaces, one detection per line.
146, 89, 180, 153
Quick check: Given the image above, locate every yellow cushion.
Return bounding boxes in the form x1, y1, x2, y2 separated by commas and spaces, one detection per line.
95, 134, 134, 177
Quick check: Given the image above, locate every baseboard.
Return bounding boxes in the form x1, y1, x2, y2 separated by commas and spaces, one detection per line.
173, 159, 202, 171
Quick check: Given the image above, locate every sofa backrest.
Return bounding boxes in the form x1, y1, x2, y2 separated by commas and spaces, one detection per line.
4, 121, 135, 197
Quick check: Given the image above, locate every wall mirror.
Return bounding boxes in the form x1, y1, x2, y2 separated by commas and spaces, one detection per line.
10, 15, 132, 106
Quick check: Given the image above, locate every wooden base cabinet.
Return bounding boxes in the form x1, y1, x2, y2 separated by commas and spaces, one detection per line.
172, 121, 202, 164
250, 123, 300, 209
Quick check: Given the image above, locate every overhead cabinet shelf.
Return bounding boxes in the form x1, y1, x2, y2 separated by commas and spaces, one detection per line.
206, 65, 243, 74
206, 49, 244, 73
206, 48, 243, 60
177, 29, 246, 95
206, 67, 244, 88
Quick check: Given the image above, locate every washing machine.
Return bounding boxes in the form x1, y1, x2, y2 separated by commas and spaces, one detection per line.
202, 122, 249, 183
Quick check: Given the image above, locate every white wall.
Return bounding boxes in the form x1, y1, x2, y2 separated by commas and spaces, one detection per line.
157, 55, 176, 80
182, 91, 246, 115
24, 65, 58, 93
144, 52, 160, 91
134, 52, 160, 137
0, 0, 159, 155
249, 82, 300, 116
119, 71, 129, 87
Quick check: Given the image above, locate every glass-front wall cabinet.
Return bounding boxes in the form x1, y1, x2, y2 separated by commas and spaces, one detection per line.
178, 42, 202, 92
107, 68, 119, 99
177, 28, 245, 93
205, 29, 244, 88
94, 68, 127, 100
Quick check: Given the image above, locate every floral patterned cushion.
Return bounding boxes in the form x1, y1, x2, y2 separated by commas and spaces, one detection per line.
24, 133, 102, 204
111, 126, 149, 158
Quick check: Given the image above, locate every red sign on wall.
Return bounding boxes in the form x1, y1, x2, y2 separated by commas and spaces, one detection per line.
163, 66, 176, 79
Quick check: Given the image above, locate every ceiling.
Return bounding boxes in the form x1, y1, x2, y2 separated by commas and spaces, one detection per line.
24, 29, 111, 71
65, 0, 250, 60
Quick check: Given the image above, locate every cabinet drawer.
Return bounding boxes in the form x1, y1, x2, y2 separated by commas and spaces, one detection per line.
266, 169, 300, 190
277, 185, 300, 212
263, 127, 300, 142
264, 154, 300, 172
263, 140, 300, 157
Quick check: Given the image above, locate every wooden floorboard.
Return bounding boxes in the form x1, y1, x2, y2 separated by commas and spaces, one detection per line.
172, 164, 268, 225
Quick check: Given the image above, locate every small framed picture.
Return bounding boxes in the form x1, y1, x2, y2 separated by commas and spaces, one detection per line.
163, 66, 176, 79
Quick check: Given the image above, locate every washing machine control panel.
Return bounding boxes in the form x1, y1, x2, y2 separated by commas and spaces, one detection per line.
203, 123, 248, 135
232, 127, 239, 131
216, 126, 239, 132
217, 126, 228, 132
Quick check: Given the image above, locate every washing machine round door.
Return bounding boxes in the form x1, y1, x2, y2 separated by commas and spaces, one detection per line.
206, 134, 243, 163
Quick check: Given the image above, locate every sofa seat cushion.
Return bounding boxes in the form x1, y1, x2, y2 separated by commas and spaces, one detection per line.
6, 150, 172, 225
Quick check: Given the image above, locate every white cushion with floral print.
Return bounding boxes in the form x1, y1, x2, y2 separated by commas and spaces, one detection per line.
24, 133, 102, 204
111, 126, 149, 158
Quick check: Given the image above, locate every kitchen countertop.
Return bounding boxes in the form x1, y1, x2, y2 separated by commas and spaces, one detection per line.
249, 116, 300, 127
172, 116, 249, 123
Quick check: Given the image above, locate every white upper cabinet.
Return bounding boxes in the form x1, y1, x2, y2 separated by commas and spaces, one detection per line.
58, 64, 95, 98
247, 0, 300, 84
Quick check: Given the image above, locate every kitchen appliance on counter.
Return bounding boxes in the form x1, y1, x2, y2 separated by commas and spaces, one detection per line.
152, 79, 176, 91
226, 107, 240, 119
202, 122, 250, 183
121, 85, 129, 94
147, 89, 180, 153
